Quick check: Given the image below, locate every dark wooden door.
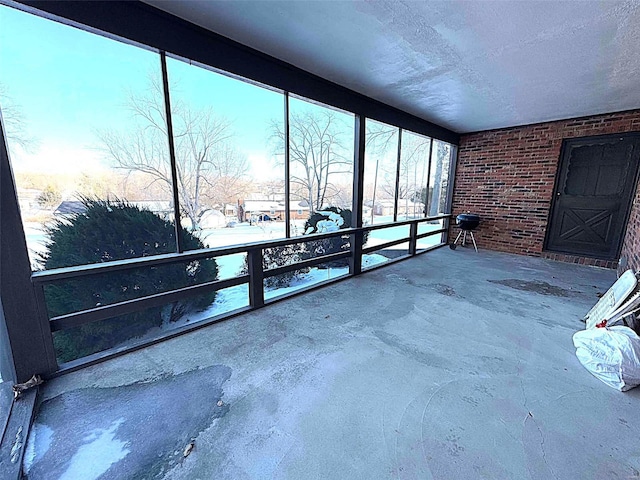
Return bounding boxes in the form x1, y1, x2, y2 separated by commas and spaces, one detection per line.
545, 133, 640, 259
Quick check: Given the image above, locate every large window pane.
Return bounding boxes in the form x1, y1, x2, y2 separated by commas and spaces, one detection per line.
399, 131, 431, 220
362, 241, 410, 270
165, 57, 286, 248
417, 234, 446, 252
288, 96, 355, 235
365, 225, 410, 250
364, 120, 399, 225
427, 140, 453, 226
0, 6, 177, 270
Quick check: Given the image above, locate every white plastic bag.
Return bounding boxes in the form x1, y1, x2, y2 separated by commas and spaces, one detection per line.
573, 326, 640, 391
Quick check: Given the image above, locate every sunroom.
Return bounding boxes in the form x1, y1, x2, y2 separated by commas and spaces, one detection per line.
1, 1, 640, 479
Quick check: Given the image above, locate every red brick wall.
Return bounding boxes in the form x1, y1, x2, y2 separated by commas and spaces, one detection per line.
620, 185, 640, 273
451, 109, 640, 267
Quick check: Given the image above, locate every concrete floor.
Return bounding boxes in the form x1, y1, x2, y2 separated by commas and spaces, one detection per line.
24, 248, 640, 480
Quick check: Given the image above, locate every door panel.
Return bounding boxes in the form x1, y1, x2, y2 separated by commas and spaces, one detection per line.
546, 134, 640, 259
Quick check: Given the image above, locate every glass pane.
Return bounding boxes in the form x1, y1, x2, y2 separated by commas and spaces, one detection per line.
418, 221, 444, 236
288, 96, 355, 236
417, 234, 446, 252
427, 140, 453, 227
362, 241, 410, 270
399, 131, 431, 220
0, 6, 177, 270
365, 225, 410, 249
42, 251, 249, 317
53, 284, 248, 364
363, 120, 399, 225
165, 57, 286, 248
264, 261, 348, 301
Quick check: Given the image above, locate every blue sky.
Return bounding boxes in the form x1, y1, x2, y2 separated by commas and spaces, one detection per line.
0, 4, 287, 177
0, 4, 440, 183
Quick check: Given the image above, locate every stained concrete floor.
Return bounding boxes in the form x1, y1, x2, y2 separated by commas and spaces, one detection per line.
23, 247, 640, 479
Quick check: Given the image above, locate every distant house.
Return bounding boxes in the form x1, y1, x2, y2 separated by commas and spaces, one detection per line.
54, 200, 174, 219
221, 203, 237, 218
129, 201, 173, 220
53, 200, 87, 216
365, 199, 425, 217
242, 200, 310, 221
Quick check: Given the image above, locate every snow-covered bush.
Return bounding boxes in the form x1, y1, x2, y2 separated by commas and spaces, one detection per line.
241, 243, 310, 290
42, 199, 218, 362
304, 207, 361, 267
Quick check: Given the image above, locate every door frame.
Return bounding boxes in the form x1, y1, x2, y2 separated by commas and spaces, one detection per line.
543, 131, 640, 260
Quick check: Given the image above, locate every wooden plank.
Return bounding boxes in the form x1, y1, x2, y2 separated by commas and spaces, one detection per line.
584, 269, 637, 328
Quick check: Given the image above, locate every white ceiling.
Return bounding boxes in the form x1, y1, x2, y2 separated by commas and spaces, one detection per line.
145, 0, 640, 134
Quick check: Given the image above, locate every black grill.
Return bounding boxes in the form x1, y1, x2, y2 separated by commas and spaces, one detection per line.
456, 213, 480, 231
450, 213, 480, 252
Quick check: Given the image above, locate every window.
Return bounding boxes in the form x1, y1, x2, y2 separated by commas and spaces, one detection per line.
0, 6, 175, 270
287, 96, 355, 237
363, 120, 399, 225
427, 140, 453, 223
165, 57, 286, 251
398, 130, 432, 220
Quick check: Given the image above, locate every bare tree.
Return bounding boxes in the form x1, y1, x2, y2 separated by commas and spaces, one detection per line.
429, 140, 451, 216
365, 122, 397, 223
397, 134, 431, 218
271, 109, 352, 213
0, 83, 35, 150
98, 75, 248, 229
206, 142, 251, 206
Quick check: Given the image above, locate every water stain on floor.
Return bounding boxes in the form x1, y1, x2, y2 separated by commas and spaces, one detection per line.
433, 283, 458, 297
26, 365, 231, 480
488, 279, 579, 297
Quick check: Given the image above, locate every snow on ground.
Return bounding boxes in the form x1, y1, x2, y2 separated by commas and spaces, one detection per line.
24, 419, 130, 480
24, 423, 54, 474
57, 419, 130, 480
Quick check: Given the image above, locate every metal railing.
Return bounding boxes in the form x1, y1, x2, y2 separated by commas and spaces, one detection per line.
31, 214, 450, 375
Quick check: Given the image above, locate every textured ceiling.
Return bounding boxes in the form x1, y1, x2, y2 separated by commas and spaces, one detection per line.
144, 0, 640, 133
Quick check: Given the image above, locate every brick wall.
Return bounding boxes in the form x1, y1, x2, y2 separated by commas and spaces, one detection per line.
619, 184, 640, 273
451, 109, 640, 268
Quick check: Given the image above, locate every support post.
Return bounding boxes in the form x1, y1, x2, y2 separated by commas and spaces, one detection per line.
443, 145, 458, 243
284, 93, 291, 238
247, 248, 264, 308
393, 129, 402, 222
0, 116, 57, 380
350, 115, 365, 276
409, 222, 418, 256
424, 138, 434, 218
160, 51, 184, 253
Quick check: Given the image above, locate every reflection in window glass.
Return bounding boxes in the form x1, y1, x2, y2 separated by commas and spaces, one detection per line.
364, 120, 399, 225
288, 96, 355, 236
0, 6, 176, 270
417, 221, 443, 236
365, 224, 409, 249
264, 262, 348, 301
165, 58, 286, 248
362, 241, 410, 270
416, 235, 445, 252
399, 131, 431, 220
427, 140, 453, 226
